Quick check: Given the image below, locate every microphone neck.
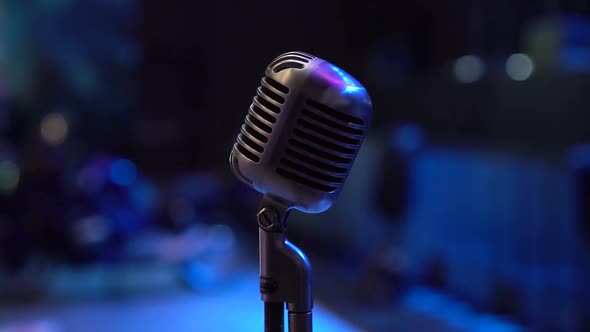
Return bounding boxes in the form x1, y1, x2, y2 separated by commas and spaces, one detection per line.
257, 193, 313, 329
257, 194, 292, 233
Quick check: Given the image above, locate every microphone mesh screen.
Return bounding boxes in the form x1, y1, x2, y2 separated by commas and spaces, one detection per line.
235, 76, 289, 163
276, 99, 366, 192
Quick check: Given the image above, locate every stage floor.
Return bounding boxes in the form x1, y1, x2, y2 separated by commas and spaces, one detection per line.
0, 269, 360, 332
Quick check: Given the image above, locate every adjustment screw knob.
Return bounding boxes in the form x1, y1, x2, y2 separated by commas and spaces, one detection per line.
257, 206, 280, 230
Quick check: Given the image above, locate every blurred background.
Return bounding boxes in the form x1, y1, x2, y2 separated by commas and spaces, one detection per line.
0, 0, 589, 331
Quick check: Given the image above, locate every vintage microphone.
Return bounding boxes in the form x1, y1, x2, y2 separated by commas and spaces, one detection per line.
229, 51, 372, 332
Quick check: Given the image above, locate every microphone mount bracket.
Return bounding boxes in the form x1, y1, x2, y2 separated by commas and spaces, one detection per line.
257, 194, 313, 332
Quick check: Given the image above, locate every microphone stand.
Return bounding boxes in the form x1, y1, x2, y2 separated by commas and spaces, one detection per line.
257, 195, 313, 332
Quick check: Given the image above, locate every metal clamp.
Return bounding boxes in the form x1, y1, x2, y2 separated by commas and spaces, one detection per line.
257, 195, 313, 331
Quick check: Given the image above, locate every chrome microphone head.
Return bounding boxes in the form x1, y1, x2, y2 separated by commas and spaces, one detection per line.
230, 51, 372, 213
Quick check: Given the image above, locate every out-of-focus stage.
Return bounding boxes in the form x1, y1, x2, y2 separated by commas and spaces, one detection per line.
0, 269, 360, 332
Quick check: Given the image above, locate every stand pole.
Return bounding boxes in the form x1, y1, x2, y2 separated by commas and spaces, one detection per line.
265, 302, 284, 332
257, 195, 313, 332
288, 311, 312, 331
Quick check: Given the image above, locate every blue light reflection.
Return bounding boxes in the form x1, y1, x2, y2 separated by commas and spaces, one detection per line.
329, 64, 362, 93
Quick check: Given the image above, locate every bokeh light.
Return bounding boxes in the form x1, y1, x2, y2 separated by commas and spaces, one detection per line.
392, 123, 425, 153
71, 215, 112, 246
0, 160, 19, 194
40, 112, 69, 146
453, 55, 485, 83
208, 224, 236, 252
130, 180, 159, 213
506, 53, 534, 81
109, 158, 137, 187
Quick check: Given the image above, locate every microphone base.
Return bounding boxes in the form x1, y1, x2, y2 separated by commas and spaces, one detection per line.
257, 195, 313, 332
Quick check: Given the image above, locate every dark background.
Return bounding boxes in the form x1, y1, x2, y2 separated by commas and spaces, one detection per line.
0, 0, 589, 331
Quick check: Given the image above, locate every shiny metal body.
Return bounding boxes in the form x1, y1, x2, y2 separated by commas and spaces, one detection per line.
230, 51, 372, 213
229, 51, 372, 332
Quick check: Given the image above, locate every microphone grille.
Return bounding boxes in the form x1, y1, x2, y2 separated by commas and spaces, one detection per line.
276, 99, 367, 192
235, 75, 290, 163
269, 51, 315, 73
